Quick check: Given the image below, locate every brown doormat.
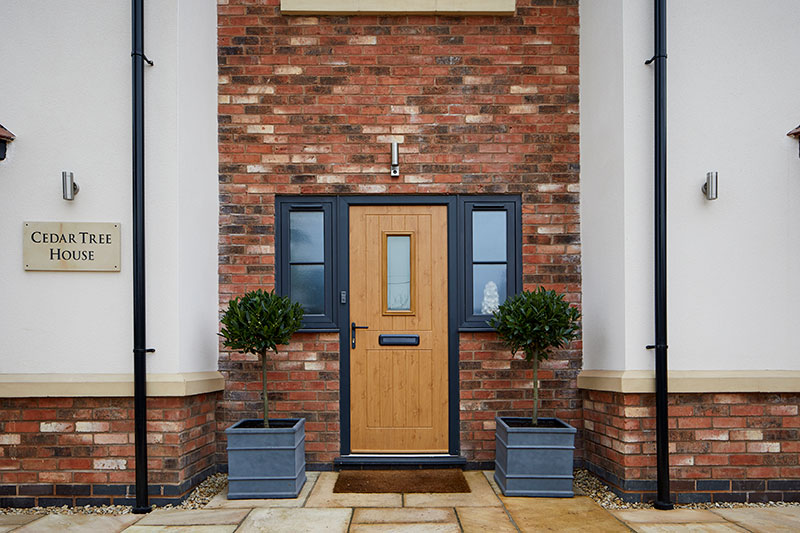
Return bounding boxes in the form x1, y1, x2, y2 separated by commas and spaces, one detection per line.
333, 469, 471, 493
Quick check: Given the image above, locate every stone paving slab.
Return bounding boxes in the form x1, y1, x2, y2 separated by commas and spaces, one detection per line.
136, 509, 249, 526
124, 526, 238, 533
626, 523, 747, 533
404, 471, 501, 508
206, 472, 319, 509
350, 524, 460, 532
0, 515, 41, 526
502, 496, 632, 532
456, 506, 517, 533
352, 507, 456, 523
13, 514, 141, 533
305, 472, 402, 508
236, 508, 351, 533
712, 507, 800, 533
613, 509, 727, 524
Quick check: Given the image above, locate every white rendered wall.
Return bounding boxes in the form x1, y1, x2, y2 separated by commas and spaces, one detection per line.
581, 0, 800, 372
578, 0, 627, 371
0, 0, 218, 376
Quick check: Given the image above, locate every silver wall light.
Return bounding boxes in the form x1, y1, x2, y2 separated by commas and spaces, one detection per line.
390, 141, 400, 177
62, 171, 80, 200
702, 171, 718, 201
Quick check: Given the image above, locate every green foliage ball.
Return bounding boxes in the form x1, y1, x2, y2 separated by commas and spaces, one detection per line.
220, 289, 304, 356
488, 287, 581, 362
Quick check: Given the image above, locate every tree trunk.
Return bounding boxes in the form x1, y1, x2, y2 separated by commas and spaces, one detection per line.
532, 355, 539, 426
261, 350, 270, 429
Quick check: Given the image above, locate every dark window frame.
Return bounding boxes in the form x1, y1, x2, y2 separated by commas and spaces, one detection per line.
276, 195, 521, 333
276, 197, 337, 331
458, 196, 522, 331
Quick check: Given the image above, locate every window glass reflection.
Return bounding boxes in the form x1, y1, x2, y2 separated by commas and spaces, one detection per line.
472, 211, 506, 262
289, 211, 324, 263
290, 264, 324, 314
473, 264, 507, 315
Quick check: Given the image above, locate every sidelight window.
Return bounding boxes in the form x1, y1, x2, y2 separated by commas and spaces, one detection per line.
459, 197, 521, 330
276, 198, 337, 330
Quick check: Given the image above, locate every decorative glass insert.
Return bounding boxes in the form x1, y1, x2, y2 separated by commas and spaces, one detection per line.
386, 235, 412, 311
289, 210, 324, 314
472, 210, 508, 315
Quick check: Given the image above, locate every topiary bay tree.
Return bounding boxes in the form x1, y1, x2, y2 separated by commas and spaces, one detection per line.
220, 289, 304, 428
489, 287, 580, 426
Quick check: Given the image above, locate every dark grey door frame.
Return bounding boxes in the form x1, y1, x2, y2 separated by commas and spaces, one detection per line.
336, 195, 460, 457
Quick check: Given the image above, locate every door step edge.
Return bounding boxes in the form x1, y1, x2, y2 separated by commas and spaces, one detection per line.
334, 454, 467, 470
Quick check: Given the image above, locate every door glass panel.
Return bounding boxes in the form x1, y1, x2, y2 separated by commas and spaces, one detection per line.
473, 264, 507, 315
290, 264, 324, 314
386, 235, 411, 311
472, 211, 506, 262
289, 211, 324, 263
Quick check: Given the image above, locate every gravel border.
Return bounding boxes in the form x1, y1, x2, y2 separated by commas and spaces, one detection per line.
574, 468, 800, 510
0, 473, 228, 516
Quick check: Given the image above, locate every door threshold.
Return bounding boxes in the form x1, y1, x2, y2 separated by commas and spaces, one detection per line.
334, 454, 466, 470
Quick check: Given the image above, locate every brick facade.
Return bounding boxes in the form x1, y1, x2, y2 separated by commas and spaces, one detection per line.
459, 332, 582, 466
215, 333, 341, 466
0, 393, 218, 507
583, 390, 800, 503
217, 0, 581, 468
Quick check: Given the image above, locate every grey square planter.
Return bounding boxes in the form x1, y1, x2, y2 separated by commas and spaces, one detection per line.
226, 418, 306, 499
494, 416, 576, 497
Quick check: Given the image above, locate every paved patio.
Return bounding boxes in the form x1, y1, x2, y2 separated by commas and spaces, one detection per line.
2, 471, 800, 532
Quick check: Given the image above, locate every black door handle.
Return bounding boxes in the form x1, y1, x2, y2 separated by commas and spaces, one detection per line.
351, 322, 368, 349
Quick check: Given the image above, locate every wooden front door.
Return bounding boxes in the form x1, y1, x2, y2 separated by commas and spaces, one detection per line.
349, 205, 449, 453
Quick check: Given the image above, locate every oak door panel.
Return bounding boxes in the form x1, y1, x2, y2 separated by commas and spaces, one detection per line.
349, 205, 448, 453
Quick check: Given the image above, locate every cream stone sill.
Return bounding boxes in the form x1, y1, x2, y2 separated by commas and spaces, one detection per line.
578, 370, 800, 394
0, 371, 224, 397
281, 0, 516, 15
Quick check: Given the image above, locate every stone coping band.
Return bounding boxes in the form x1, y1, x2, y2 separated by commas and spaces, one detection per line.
0, 371, 224, 397
578, 369, 800, 393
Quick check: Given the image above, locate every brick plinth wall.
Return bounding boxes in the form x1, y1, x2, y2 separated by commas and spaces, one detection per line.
583, 390, 800, 503
217, 0, 581, 467
0, 393, 218, 508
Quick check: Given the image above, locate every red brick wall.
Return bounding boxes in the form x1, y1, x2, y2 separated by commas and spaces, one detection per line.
583, 390, 800, 503
0, 393, 218, 507
459, 332, 582, 464
217, 0, 581, 466
215, 333, 341, 466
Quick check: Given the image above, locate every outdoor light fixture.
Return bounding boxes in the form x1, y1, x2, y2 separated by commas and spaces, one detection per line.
62, 171, 80, 200
390, 141, 400, 177
702, 171, 718, 201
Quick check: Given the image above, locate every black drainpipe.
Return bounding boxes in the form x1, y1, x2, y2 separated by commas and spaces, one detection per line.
132, 0, 154, 514
646, 0, 674, 511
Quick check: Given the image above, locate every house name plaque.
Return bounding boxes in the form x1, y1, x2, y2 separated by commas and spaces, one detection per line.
23, 222, 121, 272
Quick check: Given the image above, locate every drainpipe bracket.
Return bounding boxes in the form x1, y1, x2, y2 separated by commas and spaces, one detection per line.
131, 51, 154, 66
644, 54, 667, 65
